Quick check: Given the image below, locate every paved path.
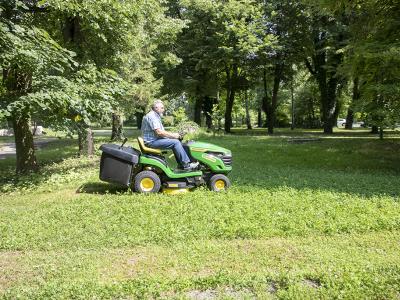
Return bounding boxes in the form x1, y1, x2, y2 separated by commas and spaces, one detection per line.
0, 138, 58, 160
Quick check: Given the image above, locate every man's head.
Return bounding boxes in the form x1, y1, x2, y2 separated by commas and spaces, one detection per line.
152, 99, 165, 116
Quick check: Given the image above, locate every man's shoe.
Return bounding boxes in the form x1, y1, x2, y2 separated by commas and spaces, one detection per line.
182, 161, 199, 171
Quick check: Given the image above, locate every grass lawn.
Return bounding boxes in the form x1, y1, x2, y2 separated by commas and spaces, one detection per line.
1, 128, 399, 299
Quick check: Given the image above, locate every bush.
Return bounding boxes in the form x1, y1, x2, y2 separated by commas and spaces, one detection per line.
173, 107, 188, 124
275, 111, 291, 128
163, 115, 174, 127
173, 121, 200, 139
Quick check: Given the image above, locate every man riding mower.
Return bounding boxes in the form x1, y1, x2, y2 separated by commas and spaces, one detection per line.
98, 100, 232, 194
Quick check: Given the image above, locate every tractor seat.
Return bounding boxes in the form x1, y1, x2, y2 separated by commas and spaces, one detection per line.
137, 137, 163, 155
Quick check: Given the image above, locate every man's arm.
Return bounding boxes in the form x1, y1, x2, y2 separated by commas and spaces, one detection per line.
155, 128, 180, 139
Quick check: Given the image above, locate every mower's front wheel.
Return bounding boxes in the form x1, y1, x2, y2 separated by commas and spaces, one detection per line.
134, 170, 161, 193
208, 174, 231, 192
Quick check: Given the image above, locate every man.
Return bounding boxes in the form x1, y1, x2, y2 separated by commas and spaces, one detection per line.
141, 100, 199, 171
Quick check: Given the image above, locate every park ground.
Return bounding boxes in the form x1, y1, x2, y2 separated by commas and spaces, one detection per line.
0, 128, 400, 299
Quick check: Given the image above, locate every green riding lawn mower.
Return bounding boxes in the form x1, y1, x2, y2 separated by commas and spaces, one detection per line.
99, 137, 232, 194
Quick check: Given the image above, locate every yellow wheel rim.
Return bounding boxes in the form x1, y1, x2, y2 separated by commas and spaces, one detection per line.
215, 179, 226, 190
140, 178, 155, 192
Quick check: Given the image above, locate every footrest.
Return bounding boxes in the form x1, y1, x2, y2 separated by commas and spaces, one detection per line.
164, 181, 188, 188
173, 168, 197, 174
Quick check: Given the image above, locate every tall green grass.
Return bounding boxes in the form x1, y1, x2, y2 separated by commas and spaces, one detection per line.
0, 129, 399, 299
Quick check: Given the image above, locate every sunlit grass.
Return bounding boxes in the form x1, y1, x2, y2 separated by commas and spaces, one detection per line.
0, 128, 399, 298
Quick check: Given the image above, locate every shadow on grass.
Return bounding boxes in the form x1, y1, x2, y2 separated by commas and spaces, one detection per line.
77, 182, 130, 195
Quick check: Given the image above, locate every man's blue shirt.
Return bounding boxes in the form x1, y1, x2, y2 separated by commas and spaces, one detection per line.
141, 110, 164, 143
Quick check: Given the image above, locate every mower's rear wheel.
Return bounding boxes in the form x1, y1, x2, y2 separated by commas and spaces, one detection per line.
208, 174, 231, 192
134, 170, 161, 193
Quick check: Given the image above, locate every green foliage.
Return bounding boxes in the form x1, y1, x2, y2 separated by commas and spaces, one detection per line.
172, 107, 188, 124
163, 0, 271, 131
274, 110, 290, 127
294, 74, 322, 128
311, 0, 400, 129
162, 115, 174, 127
211, 103, 224, 130
0, 4, 76, 119
0, 17, 76, 75
173, 120, 200, 139
0, 0, 185, 172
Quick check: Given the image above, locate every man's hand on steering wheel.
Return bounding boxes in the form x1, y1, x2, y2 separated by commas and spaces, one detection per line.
170, 132, 180, 139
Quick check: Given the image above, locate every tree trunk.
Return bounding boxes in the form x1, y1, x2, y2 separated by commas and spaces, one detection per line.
78, 127, 94, 156
224, 64, 237, 133
262, 67, 270, 129
257, 108, 262, 128
3, 67, 38, 174
316, 63, 338, 134
224, 88, 235, 133
136, 110, 145, 129
345, 109, 354, 130
12, 116, 38, 174
87, 128, 94, 156
291, 79, 295, 130
194, 97, 202, 126
202, 96, 214, 130
32, 121, 38, 135
307, 28, 343, 134
63, 16, 93, 154
63, 16, 83, 57
379, 127, 384, 140
262, 64, 283, 134
267, 64, 283, 134
371, 125, 378, 134
244, 90, 252, 130
78, 130, 84, 156
111, 113, 124, 141
345, 78, 359, 130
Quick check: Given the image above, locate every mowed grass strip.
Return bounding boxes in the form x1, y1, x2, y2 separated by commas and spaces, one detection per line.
1, 185, 399, 250
1, 231, 399, 299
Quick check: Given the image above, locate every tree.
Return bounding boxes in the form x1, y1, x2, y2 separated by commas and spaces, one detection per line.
348, 1, 400, 138
1, 0, 186, 174
311, 0, 400, 137
51, 0, 179, 144
0, 0, 76, 173
242, 0, 307, 134
163, 0, 264, 133
303, 8, 348, 134
161, 0, 221, 127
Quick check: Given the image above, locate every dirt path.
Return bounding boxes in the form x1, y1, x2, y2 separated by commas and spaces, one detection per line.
0, 138, 58, 160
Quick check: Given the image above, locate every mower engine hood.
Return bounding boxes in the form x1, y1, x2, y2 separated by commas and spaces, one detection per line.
185, 141, 231, 155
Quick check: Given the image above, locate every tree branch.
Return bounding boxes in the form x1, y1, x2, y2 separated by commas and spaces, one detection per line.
305, 58, 316, 75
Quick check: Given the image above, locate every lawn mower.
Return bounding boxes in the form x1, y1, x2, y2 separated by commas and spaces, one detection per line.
99, 137, 232, 194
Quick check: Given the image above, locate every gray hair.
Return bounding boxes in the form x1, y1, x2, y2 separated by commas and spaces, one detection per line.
152, 99, 164, 110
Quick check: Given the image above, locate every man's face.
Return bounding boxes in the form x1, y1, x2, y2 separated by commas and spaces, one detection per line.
154, 104, 165, 116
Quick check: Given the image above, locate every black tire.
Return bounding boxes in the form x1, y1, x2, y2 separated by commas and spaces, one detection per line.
208, 174, 231, 192
134, 171, 161, 193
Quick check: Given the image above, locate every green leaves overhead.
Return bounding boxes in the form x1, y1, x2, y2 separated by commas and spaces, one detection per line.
0, 0, 184, 124
0, 20, 76, 74
312, 0, 400, 129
